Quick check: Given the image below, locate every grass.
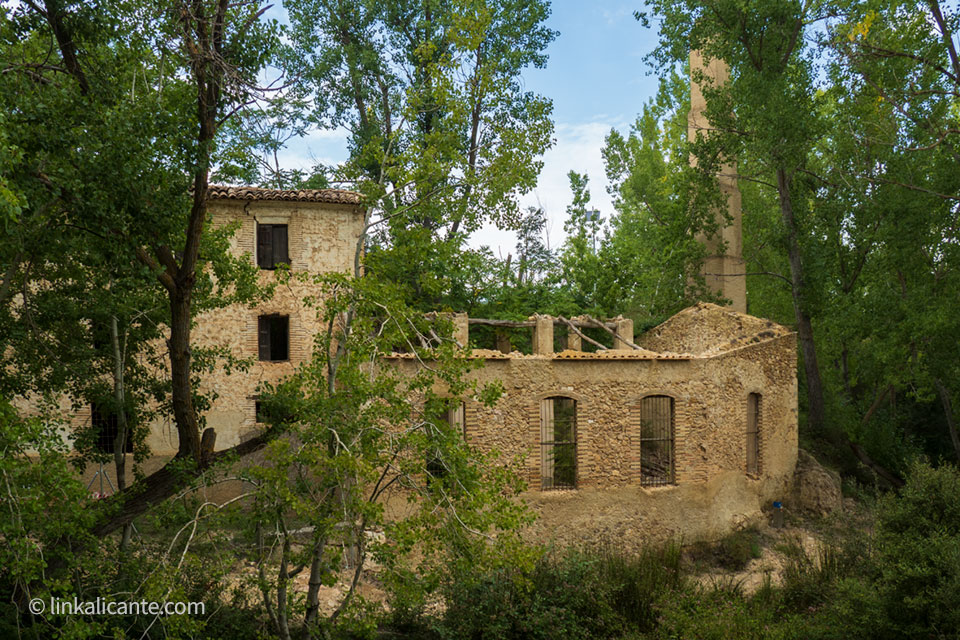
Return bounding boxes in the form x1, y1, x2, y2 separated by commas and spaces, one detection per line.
685, 525, 764, 572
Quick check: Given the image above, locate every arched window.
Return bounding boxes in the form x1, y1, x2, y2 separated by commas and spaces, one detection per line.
426, 402, 467, 479
447, 402, 466, 439
639, 395, 674, 486
746, 393, 761, 475
540, 396, 577, 489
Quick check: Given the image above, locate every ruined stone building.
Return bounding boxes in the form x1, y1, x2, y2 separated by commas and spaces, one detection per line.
57, 181, 797, 542
389, 306, 797, 542
66, 51, 797, 541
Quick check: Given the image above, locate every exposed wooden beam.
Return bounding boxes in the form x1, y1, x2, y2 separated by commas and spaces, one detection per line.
557, 316, 608, 351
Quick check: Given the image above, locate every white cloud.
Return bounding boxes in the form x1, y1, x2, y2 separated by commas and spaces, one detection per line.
472, 118, 628, 255
275, 127, 350, 172
275, 119, 630, 259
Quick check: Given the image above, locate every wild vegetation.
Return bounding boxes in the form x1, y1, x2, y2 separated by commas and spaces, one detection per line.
2, 0, 960, 638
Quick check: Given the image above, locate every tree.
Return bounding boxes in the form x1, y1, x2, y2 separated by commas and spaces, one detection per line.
642, 0, 832, 432
637, 0, 960, 478
285, 0, 556, 309
245, 274, 527, 638
0, 0, 283, 588
600, 69, 717, 322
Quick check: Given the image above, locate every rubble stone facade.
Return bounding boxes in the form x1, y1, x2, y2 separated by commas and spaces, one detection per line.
63, 187, 797, 544
389, 304, 798, 543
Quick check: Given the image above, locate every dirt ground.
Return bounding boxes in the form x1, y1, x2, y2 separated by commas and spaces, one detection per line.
223, 496, 867, 620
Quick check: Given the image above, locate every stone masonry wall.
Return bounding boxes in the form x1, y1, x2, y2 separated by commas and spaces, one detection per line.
389, 329, 798, 543
139, 199, 365, 454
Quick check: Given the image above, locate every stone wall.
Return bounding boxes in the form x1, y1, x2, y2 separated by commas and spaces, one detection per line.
62, 195, 365, 457
37, 187, 798, 545
157, 198, 365, 453
389, 305, 798, 543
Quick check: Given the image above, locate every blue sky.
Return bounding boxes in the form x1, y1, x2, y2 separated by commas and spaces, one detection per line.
276, 2, 666, 256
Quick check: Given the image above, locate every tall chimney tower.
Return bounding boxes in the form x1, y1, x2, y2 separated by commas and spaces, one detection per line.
688, 50, 746, 313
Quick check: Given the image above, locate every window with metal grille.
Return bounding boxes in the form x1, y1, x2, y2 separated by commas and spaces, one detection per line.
258, 314, 289, 361
91, 402, 132, 454
427, 402, 467, 479
256, 223, 289, 270
639, 395, 674, 486
747, 393, 761, 475
541, 396, 577, 490
448, 402, 466, 439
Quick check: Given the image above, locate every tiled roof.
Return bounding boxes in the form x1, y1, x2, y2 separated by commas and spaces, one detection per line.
207, 185, 364, 206
553, 349, 691, 360
384, 349, 692, 361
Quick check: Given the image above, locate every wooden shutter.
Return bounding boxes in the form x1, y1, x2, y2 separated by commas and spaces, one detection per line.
258, 315, 271, 360
257, 224, 273, 269
449, 402, 466, 439
273, 225, 289, 266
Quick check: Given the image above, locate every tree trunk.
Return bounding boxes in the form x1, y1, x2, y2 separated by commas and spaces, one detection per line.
168, 287, 201, 460
110, 315, 135, 551
934, 378, 960, 465
110, 315, 128, 491
301, 535, 328, 639
776, 167, 826, 433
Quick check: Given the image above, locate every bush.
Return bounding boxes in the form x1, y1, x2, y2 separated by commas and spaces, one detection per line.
592, 541, 685, 632
794, 462, 960, 640
649, 583, 806, 640
440, 549, 623, 640
687, 527, 764, 572
440, 542, 685, 639
868, 461, 960, 639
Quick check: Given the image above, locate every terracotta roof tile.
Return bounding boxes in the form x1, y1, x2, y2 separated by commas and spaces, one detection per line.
207, 185, 364, 206
553, 349, 691, 360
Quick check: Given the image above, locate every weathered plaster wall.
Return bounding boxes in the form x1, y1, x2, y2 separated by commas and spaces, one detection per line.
173, 200, 363, 453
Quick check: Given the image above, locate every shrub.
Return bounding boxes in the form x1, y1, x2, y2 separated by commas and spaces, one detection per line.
687, 527, 764, 572
869, 461, 960, 639
440, 542, 686, 639
592, 541, 685, 632
440, 549, 623, 640
795, 462, 960, 640
649, 583, 805, 640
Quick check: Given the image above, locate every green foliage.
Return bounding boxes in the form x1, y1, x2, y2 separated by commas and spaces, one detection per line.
648, 584, 805, 640
285, 0, 556, 311
0, 0, 277, 477
634, 0, 960, 472
441, 542, 685, 639
0, 400, 96, 616
239, 272, 530, 638
598, 69, 718, 320
868, 461, 960, 638
688, 526, 764, 572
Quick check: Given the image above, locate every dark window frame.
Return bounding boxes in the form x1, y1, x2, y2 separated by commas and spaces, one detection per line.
746, 393, 761, 475
91, 402, 133, 454
639, 395, 675, 487
541, 396, 577, 490
426, 402, 467, 480
258, 314, 290, 362
256, 223, 290, 270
